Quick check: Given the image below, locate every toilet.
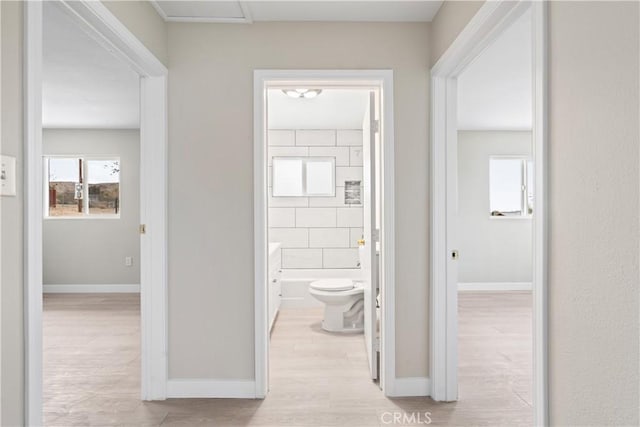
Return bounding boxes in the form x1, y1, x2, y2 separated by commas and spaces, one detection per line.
309, 278, 364, 333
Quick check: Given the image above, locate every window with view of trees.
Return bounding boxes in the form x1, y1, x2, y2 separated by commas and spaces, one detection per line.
46, 157, 120, 218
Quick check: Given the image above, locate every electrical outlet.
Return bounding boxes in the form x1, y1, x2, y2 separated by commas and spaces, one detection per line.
125, 257, 133, 267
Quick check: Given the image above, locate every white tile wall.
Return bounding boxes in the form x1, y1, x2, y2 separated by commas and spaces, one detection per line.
337, 208, 363, 227
268, 146, 308, 165
350, 227, 364, 248
336, 167, 363, 185
309, 228, 350, 248
282, 249, 323, 269
337, 130, 363, 146
296, 130, 335, 146
308, 146, 350, 166
295, 208, 337, 228
268, 128, 364, 269
269, 188, 309, 208
269, 208, 295, 228
268, 130, 295, 146
269, 228, 309, 248
350, 146, 364, 166
308, 187, 348, 207
323, 248, 360, 269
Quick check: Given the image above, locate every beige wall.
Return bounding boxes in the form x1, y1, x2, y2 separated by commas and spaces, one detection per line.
1, 2, 24, 425
167, 22, 430, 379
102, 0, 168, 66
43, 129, 141, 286
548, 2, 639, 425
429, 0, 483, 66
431, 1, 640, 424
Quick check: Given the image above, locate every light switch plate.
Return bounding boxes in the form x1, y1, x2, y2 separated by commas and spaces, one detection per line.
1, 155, 16, 196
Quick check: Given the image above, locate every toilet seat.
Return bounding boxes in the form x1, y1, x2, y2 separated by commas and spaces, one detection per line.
309, 278, 354, 292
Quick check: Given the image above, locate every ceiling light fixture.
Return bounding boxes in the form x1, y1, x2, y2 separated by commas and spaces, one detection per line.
283, 88, 323, 99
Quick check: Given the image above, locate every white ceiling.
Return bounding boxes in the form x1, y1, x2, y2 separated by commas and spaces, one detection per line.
151, 1, 443, 23
43, 2, 140, 129
457, 9, 532, 130
268, 89, 369, 129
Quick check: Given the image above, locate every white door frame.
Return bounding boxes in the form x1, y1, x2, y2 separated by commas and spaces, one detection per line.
253, 70, 396, 397
429, 0, 548, 425
25, 1, 168, 424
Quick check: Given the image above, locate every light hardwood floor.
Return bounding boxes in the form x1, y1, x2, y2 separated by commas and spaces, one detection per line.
43, 291, 532, 426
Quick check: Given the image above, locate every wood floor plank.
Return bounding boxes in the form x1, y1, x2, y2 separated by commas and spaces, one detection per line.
44, 291, 532, 426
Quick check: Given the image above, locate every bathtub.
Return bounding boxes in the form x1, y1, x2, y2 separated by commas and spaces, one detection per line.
279, 268, 362, 309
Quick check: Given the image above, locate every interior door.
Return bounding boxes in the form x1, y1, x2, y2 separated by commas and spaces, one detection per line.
362, 91, 379, 380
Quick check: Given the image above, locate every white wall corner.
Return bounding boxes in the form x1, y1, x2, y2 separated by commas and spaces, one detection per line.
166, 379, 258, 398
387, 377, 431, 397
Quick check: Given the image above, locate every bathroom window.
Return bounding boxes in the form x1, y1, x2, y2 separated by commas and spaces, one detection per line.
272, 157, 335, 197
489, 157, 533, 218
45, 156, 121, 218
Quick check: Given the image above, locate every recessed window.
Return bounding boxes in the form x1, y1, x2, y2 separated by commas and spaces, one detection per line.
489, 157, 533, 218
272, 157, 335, 197
45, 156, 120, 218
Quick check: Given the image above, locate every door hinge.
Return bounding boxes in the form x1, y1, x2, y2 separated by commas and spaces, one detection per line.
373, 120, 380, 133
139, 224, 147, 235
375, 337, 381, 352
373, 229, 380, 242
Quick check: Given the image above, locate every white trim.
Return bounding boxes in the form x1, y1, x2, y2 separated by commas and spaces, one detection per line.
43, 284, 141, 293
430, 1, 548, 426
458, 282, 532, 291
167, 380, 257, 399
24, 3, 44, 425
386, 377, 431, 397
531, 2, 549, 424
25, 1, 169, 423
254, 70, 396, 398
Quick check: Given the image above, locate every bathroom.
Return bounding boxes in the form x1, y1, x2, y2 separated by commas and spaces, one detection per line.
265, 86, 382, 386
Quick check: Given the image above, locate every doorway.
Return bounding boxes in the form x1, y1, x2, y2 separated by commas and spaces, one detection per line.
253, 70, 397, 397
430, 0, 548, 425
25, 1, 168, 424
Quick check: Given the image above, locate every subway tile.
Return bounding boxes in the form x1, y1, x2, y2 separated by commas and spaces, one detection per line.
268, 208, 295, 228
296, 130, 336, 146
336, 167, 363, 186
309, 228, 350, 248
308, 187, 347, 207
282, 249, 323, 269
268, 130, 295, 146
350, 146, 364, 166
268, 146, 308, 165
295, 208, 337, 228
268, 188, 308, 208
269, 228, 309, 248
337, 208, 363, 227
323, 248, 360, 269
350, 228, 364, 248
337, 130, 363, 146
308, 146, 350, 166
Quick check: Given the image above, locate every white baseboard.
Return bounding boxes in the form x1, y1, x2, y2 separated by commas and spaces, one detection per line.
458, 282, 532, 291
387, 377, 431, 397
43, 284, 141, 293
167, 379, 257, 398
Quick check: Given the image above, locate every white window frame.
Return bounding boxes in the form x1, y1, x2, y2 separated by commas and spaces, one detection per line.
489, 155, 533, 219
272, 156, 336, 197
44, 155, 122, 219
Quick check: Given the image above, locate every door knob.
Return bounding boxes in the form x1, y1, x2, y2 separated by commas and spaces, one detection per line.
357, 239, 366, 246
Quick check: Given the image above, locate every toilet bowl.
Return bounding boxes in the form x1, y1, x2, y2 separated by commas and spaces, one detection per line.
309, 279, 364, 333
